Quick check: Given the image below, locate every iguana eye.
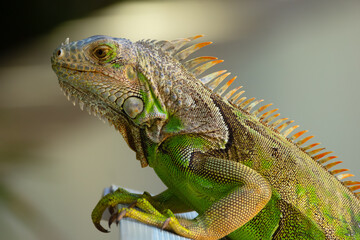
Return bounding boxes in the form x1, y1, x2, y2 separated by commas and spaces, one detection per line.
92, 45, 111, 60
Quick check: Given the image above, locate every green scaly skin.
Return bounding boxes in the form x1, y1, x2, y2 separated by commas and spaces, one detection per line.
51, 35, 360, 239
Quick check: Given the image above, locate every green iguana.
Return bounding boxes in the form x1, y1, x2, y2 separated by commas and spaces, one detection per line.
51, 35, 360, 239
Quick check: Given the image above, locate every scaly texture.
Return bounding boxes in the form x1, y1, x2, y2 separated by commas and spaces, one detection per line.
51, 35, 360, 239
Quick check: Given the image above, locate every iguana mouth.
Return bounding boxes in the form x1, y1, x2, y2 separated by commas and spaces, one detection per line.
52, 62, 98, 74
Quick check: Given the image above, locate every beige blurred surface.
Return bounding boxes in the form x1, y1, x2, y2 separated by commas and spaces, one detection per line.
1, 1, 360, 239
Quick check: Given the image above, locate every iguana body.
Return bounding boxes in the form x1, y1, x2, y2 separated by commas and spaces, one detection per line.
51, 35, 360, 239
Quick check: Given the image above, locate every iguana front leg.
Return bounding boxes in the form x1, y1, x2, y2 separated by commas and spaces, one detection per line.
92, 155, 272, 239
165, 156, 273, 239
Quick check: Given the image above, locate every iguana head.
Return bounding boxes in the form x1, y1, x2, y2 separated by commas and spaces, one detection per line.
51, 35, 160, 123
51, 35, 160, 166
51, 35, 230, 166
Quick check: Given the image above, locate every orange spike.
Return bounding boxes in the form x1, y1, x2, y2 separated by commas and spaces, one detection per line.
175, 41, 213, 61
296, 136, 314, 146
224, 85, 242, 100
200, 70, 227, 84
337, 173, 354, 180
330, 168, 349, 175
355, 192, 360, 197
192, 60, 223, 77
276, 120, 294, 132
196, 42, 212, 48
312, 151, 333, 160
307, 148, 325, 156
184, 56, 218, 69
239, 97, 255, 108
348, 185, 360, 192
268, 117, 288, 128
246, 99, 264, 112
289, 130, 308, 141
252, 103, 273, 116
188, 34, 204, 40
235, 97, 247, 106
283, 125, 300, 138
343, 181, 360, 186
263, 113, 281, 125
302, 142, 320, 151
217, 76, 237, 96
318, 156, 338, 164
260, 109, 279, 121
170, 38, 191, 52
230, 90, 245, 103
324, 161, 342, 170
207, 72, 231, 90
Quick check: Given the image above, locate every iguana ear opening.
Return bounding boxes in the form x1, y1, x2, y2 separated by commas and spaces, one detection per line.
125, 65, 137, 81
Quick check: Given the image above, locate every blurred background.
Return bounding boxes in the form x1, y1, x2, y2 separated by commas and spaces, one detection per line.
1, 0, 360, 239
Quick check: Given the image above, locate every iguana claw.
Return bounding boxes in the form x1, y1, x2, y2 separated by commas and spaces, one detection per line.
94, 222, 110, 233
108, 209, 127, 228
162, 217, 171, 230
128, 201, 137, 208
108, 214, 116, 228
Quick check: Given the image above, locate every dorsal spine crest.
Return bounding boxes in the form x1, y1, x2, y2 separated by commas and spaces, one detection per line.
156, 34, 359, 197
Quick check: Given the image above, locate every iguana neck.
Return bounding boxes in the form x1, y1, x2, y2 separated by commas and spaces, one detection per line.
135, 42, 230, 150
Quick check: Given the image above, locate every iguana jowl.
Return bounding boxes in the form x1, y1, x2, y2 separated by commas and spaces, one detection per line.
51, 35, 360, 239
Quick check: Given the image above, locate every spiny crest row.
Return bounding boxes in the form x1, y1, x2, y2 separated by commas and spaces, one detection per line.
152, 35, 360, 198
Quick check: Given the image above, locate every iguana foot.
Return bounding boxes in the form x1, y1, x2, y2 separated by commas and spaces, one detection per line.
92, 187, 201, 239
91, 187, 142, 233
108, 198, 174, 229
107, 198, 199, 239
